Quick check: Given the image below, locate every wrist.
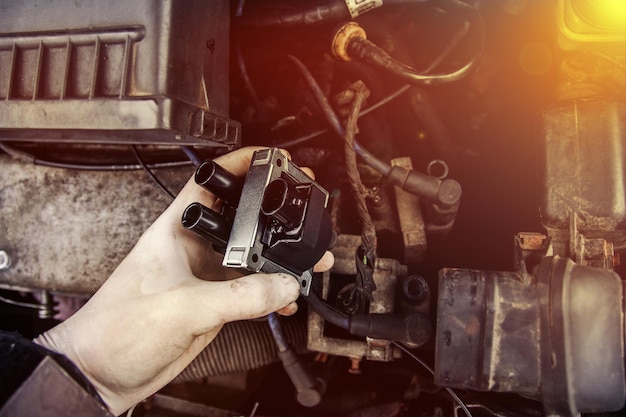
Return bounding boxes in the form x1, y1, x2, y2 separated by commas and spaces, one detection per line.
34, 326, 128, 415
0, 331, 111, 415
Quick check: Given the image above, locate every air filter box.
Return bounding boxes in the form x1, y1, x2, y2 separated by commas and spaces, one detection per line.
0, 0, 239, 148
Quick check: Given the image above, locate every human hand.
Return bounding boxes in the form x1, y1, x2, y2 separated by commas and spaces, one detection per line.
34, 147, 334, 416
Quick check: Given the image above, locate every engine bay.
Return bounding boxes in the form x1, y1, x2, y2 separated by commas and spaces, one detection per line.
1, 1, 625, 416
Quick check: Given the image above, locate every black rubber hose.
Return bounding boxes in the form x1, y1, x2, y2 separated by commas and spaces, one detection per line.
305, 291, 351, 330
347, 37, 474, 86
350, 313, 431, 346
306, 290, 431, 346
236, 0, 351, 28
235, 0, 437, 28
173, 318, 307, 383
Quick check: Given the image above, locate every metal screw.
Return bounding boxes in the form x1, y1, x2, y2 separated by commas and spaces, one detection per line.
0, 250, 11, 270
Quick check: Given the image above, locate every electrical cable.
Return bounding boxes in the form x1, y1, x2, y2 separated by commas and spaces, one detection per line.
236, 43, 268, 124
286, 55, 392, 177
352, 141, 391, 176
288, 53, 461, 208
345, 0, 484, 86
268, 312, 325, 406
234, 0, 360, 29
358, 84, 411, 118
286, 53, 462, 211
267, 312, 289, 352
275, 84, 411, 149
181, 146, 203, 167
343, 81, 378, 300
33, 158, 193, 172
35, 159, 193, 172
288, 55, 345, 138
131, 145, 176, 201
0, 294, 46, 311
278, 3, 473, 149
0, 142, 194, 171
392, 341, 474, 417
234, 0, 439, 29
421, 18, 471, 74
277, 127, 327, 148
235, 0, 246, 17
248, 402, 260, 417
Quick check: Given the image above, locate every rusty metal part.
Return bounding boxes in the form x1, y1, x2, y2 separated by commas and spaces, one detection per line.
307, 234, 406, 362
0, 153, 190, 295
574, 234, 615, 269
513, 232, 552, 275
547, 213, 616, 270
391, 157, 427, 263
567, 212, 616, 269
516, 232, 550, 251
436, 257, 626, 416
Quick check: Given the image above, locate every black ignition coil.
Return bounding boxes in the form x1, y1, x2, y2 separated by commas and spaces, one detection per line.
182, 147, 334, 295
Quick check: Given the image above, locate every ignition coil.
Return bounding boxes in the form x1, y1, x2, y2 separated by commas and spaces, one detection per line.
182, 148, 334, 295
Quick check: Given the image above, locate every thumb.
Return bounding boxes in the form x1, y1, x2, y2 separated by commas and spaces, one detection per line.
189, 273, 301, 326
